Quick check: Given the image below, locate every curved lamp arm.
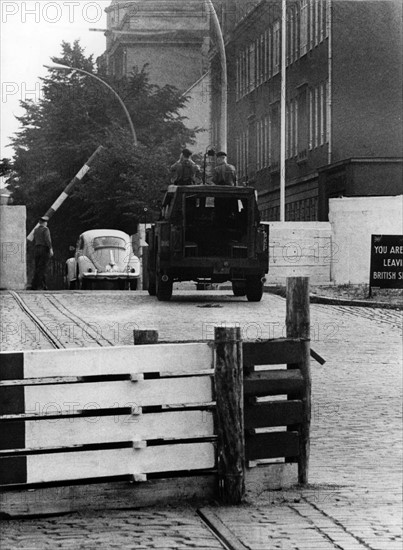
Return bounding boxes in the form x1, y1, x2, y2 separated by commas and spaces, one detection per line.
44, 63, 138, 147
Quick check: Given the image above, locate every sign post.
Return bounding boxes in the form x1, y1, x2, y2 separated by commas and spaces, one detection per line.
369, 235, 403, 296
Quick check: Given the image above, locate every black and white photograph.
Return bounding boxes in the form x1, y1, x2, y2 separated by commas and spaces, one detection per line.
0, 1, 402, 549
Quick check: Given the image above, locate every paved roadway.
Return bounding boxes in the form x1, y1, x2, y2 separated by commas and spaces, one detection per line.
0, 290, 402, 549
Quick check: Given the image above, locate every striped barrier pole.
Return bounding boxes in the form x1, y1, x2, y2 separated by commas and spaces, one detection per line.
27, 145, 104, 241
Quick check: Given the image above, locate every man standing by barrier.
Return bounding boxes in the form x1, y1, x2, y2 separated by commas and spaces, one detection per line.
31, 216, 53, 290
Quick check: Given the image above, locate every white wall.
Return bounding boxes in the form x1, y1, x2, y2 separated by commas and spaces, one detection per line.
264, 222, 332, 285
329, 196, 403, 284
0, 206, 27, 289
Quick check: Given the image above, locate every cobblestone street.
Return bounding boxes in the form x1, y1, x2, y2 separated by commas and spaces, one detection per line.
1, 290, 402, 549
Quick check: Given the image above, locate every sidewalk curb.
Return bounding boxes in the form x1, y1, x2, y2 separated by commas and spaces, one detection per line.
264, 287, 402, 310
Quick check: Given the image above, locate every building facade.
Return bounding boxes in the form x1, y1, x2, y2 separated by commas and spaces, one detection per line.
210, 0, 402, 220
103, 0, 210, 93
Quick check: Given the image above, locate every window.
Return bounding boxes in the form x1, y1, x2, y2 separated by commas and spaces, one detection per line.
267, 28, 272, 78
320, 82, 325, 145
326, 80, 330, 144
324, 0, 329, 39
314, 86, 319, 148
308, 90, 313, 151
290, 7, 296, 64
256, 119, 266, 171
308, 81, 329, 149
269, 103, 280, 168
309, 0, 314, 50
93, 236, 126, 250
238, 131, 249, 180
256, 37, 261, 86
236, 58, 239, 100
317, 0, 322, 43
249, 43, 255, 91
264, 117, 269, 167
298, 88, 308, 157
273, 21, 280, 75
300, 0, 308, 56
286, 103, 290, 159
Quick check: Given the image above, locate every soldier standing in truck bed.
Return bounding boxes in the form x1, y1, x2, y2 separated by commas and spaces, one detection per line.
212, 151, 237, 186
170, 148, 201, 185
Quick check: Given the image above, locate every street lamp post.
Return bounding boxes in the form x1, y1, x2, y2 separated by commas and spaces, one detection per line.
205, 0, 227, 153
43, 63, 138, 148
280, 0, 286, 221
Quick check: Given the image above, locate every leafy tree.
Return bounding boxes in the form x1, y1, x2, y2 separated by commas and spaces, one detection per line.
6, 40, 196, 258
0, 158, 13, 178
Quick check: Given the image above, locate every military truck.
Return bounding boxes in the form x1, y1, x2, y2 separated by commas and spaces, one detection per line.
146, 184, 269, 301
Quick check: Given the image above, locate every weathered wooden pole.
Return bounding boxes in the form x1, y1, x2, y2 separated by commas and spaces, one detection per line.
286, 277, 311, 485
214, 327, 245, 504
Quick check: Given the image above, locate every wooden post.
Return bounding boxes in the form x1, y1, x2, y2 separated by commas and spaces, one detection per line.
214, 327, 245, 504
133, 330, 159, 345
286, 277, 311, 485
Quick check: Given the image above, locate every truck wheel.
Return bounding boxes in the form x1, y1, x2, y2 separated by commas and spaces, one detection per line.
246, 276, 263, 302
148, 271, 156, 296
232, 281, 246, 297
156, 273, 173, 301
129, 279, 138, 291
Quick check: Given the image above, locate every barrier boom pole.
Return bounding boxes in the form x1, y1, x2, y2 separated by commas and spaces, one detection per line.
27, 146, 104, 241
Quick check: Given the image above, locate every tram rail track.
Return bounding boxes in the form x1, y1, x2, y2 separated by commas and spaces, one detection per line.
8, 291, 115, 349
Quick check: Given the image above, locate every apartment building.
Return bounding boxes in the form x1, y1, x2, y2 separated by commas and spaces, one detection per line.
210, 0, 402, 220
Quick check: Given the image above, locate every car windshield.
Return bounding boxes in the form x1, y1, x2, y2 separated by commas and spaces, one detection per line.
92, 236, 126, 249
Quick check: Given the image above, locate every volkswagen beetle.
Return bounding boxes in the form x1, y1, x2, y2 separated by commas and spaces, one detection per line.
65, 230, 140, 290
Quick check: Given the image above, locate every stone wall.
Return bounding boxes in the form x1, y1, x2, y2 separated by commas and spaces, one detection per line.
0, 206, 27, 290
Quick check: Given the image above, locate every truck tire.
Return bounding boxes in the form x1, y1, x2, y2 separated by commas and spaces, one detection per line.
232, 281, 246, 297
129, 279, 138, 291
148, 271, 156, 296
156, 273, 173, 301
246, 275, 263, 302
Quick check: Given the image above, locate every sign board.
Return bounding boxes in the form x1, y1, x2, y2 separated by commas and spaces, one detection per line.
370, 235, 403, 289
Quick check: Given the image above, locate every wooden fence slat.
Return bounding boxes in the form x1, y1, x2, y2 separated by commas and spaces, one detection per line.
0, 476, 217, 517
6, 377, 213, 416
0, 442, 216, 485
243, 339, 304, 366
286, 277, 311, 485
245, 432, 299, 461
0, 411, 215, 451
244, 400, 303, 429
0, 344, 213, 379
244, 370, 304, 397
215, 327, 245, 504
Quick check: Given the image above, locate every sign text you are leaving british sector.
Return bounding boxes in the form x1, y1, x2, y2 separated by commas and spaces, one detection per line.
370, 235, 403, 289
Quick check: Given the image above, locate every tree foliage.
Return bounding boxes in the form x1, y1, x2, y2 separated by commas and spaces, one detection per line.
6, 40, 196, 258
